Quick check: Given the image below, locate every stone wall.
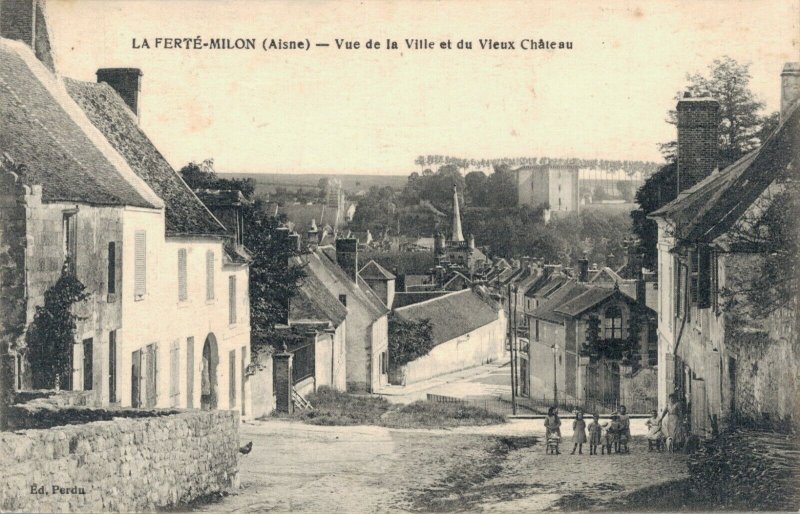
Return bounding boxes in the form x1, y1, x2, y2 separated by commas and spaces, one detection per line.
0, 161, 28, 429
0, 409, 239, 512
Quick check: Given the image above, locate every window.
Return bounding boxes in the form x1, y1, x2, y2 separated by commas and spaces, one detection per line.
712, 251, 720, 314
689, 250, 699, 306
229, 349, 237, 410
206, 251, 215, 300
170, 341, 180, 407
134, 231, 146, 299
339, 294, 347, 306
63, 212, 77, 274
240, 345, 247, 416
178, 248, 188, 302
535, 319, 540, 341
145, 343, 158, 407
131, 349, 142, 408
380, 351, 388, 375
107, 242, 116, 295
228, 276, 237, 324
108, 331, 117, 403
697, 247, 712, 309
186, 337, 195, 408
82, 338, 93, 391
604, 305, 623, 339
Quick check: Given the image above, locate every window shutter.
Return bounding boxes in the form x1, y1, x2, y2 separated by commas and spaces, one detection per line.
170, 341, 180, 407
107, 242, 116, 295
206, 251, 215, 300
229, 275, 237, 324
134, 231, 146, 298
178, 249, 188, 301
697, 247, 712, 309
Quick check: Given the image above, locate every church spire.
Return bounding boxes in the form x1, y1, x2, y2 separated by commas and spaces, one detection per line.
451, 185, 464, 242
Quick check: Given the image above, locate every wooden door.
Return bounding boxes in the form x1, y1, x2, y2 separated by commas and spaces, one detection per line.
131, 350, 142, 408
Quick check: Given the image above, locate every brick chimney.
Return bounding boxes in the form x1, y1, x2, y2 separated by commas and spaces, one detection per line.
578, 254, 589, 282
97, 68, 143, 119
676, 92, 719, 192
781, 62, 800, 121
335, 238, 358, 282
0, 0, 55, 71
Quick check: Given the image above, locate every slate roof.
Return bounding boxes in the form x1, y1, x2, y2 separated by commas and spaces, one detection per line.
360, 260, 396, 280
650, 102, 798, 245
359, 251, 436, 275
289, 262, 347, 327
64, 79, 227, 237
527, 280, 591, 323
0, 41, 157, 208
394, 289, 501, 347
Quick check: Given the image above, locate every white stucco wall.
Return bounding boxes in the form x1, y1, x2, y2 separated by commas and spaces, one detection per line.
398, 311, 506, 385
118, 208, 251, 417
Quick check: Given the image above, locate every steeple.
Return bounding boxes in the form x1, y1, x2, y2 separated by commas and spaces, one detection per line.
451, 185, 464, 242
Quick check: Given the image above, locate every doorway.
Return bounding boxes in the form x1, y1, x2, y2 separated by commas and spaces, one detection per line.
201, 333, 219, 410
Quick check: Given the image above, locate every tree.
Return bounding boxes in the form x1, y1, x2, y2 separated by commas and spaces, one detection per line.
179, 159, 256, 197
464, 171, 488, 206
388, 315, 434, 368
616, 180, 635, 202
631, 163, 678, 270
660, 57, 774, 169
26, 267, 89, 389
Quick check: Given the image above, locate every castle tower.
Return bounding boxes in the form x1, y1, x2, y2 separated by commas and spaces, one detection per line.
450, 185, 464, 242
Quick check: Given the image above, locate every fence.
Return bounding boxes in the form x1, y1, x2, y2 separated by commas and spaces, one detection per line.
517, 392, 657, 415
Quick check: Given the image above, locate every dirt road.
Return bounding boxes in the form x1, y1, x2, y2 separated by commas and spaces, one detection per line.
194, 419, 687, 512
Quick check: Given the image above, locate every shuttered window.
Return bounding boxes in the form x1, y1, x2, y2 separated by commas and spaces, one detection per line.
206, 251, 215, 300
178, 249, 188, 302
169, 340, 180, 407
697, 246, 712, 309
228, 276, 237, 324
134, 231, 146, 299
107, 242, 116, 295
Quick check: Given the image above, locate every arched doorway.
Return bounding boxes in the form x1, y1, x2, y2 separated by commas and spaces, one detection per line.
201, 333, 219, 410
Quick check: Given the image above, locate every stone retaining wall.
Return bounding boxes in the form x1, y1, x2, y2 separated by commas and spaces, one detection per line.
0, 409, 239, 512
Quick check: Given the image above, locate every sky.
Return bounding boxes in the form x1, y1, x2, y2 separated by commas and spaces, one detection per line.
46, 0, 798, 175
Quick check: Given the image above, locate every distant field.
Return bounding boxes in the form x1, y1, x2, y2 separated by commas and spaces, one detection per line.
221, 172, 409, 194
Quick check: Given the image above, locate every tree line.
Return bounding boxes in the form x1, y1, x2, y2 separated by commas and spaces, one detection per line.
413, 155, 661, 177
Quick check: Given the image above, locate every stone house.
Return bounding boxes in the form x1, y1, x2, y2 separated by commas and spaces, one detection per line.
307, 243, 390, 392
650, 63, 799, 435
390, 287, 507, 385
525, 260, 657, 410
0, 4, 251, 418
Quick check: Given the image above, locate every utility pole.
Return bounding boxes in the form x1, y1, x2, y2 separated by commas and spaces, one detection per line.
512, 285, 518, 415
508, 284, 516, 414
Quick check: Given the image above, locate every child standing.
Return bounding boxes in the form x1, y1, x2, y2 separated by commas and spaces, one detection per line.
544, 406, 562, 454
587, 413, 603, 455
618, 406, 631, 453
646, 409, 663, 451
608, 414, 622, 453
571, 411, 587, 454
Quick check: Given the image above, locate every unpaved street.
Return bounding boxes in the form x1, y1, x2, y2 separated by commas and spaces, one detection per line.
194, 419, 688, 512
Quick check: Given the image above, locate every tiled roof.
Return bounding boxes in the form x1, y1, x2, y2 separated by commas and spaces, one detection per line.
289, 263, 347, 327
394, 289, 501, 347
310, 247, 388, 320
0, 41, 157, 208
359, 251, 436, 275
360, 260, 396, 280
650, 103, 798, 245
443, 272, 471, 291
392, 291, 449, 308
64, 79, 226, 237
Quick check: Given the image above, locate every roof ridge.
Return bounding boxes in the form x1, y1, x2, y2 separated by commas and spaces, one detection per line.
394, 288, 471, 311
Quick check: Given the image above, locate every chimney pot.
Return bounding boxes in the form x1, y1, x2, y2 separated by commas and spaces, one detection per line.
781, 62, 800, 121
97, 68, 143, 119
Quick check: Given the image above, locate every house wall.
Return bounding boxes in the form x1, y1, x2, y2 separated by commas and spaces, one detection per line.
0, 169, 28, 428
20, 190, 125, 405
655, 222, 677, 411
370, 314, 389, 390
528, 319, 567, 400
249, 350, 274, 419
397, 311, 506, 385
118, 208, 251, 417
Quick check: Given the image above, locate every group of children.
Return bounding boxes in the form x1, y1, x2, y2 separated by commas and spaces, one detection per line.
544, 406, 631, 455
